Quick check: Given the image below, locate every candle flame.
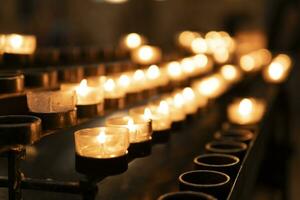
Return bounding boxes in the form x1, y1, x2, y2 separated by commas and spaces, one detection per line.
182, 87, 195, 101
97, 130, 106, 144
159, 100, 169, 115
147, 65, 160, 80
181, 58, 195, 73
174, 93, 184, 107
193, 54, 208, 69
125, 33, 142, 49
104, 78, 116, 92
144, 108, 152, 120
240, 55, 256, 72
77, 79, 88, 96
198, 76, 221, 97
268, 62, 284, 80
137, 45, 154, 61
167, 61, 182, 78
220, 64, 238, 81
238, 98, 253, 116
133, 69, 145, 81
118, 74, 130, 87
127, 118, 136, 132
9, 34, 23, 49
191, 37, 208, 53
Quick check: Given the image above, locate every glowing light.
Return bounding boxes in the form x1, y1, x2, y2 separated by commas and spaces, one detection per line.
104, 78, 116, 92
147, 65, 161, 80
193, 54, 209, 69
97, 130, 106, 144
131, 45, 161, 65
182, 87, 196, 101
127, 118, 136, 133
240, 55, 256, 72
144, 108, 152, 120
197, 75, 223, 98
173, 93, 184, 108
167, 61, 182, 78
159, 100, 169, 115
268, 63, 284, 80
124, 33, 142, 49
76, 79, 88, 96
8, 35, 23, 49
177, 31, 200, 48
220, 64, 240, 82
118, 74, 130, 88
133, 70, 145, 81
181, 58, 195, 74
238, 98, 253, 117
191, 37, 208, 53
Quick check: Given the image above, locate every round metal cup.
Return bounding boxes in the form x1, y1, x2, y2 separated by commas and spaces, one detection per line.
179, 170, 230, 199
157, 191, 217, 200
0, 72, 24, 94
205, 141, 247, 158
194, 153, 240, 177
214, 129, 254, 143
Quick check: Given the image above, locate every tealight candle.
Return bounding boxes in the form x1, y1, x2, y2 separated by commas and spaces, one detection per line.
181, 87, 199, 115
119, 33, 147, 50
176, 31, 200, 50
131, 45, 162, 65
103, 78, 125, 110
74, 127, 130, 159
192, 74, 228, 99
263, 54, 292, 83
61, 79, 103, 105
227, 98, 266, 125
1, 34, 36, 54
74, 126, 130, 176
129, 106, 171, 132
239, 49, 272, 73
191, 37, 208, 54
106, 115, 152, 143
219, 64, 242, 83
192, 54, 213, 77
27, 90, 76, 113
163, 95, 186, 123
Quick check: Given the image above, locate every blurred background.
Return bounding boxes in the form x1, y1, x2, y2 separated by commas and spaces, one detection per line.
0, 0, 300, 199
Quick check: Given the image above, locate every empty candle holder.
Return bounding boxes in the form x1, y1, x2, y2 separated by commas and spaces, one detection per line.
74, 127, 130, 176
106, 115, 152, 158
178, 170, 230, 199
27, 90, 77, 131
214, 129, 254, 144
0, 72, 24, 94
193, 154, 240, 177
0, 115, 41, 152
205, 141, 248, 158
157, 191, 217, 200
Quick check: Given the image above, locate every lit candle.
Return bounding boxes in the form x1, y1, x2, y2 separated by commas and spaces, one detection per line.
166, 61, 186, 81
103, 78, 125, 99
181, 87, 199, 114
239, 49, 272, 73
61, 79, 103, 105
74, 127, 130, 159
129, 106, 172, 131
120, 33, 146, 50
131, 45, 162, 65
219, 64, 242, 83
27, 90, 76, 113
181, 58, 196, 76
2, 34, 36, 54
227, 98, 266, 125
162, 95, 186, 123
192, 54, 213, 75
263, 54, 292, 83
191, 37, 208, 54
192, 74, 228, 99
176, 31, 200, 50
106, 115, 152, 143
117, 74, 131, 92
